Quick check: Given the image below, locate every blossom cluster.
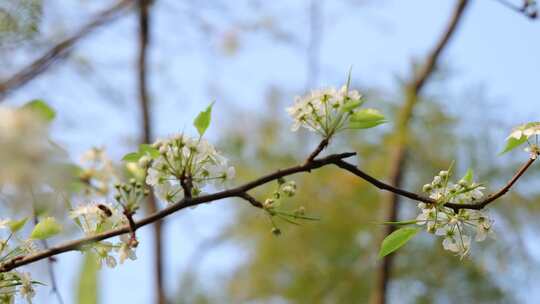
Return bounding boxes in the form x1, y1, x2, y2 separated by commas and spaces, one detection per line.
417, 170, 494, 258
0, 219, 40, 303
145, 134, 235, 203
69, 202, 137, 268
286, 84, 385, 138
503, 122, 540, 157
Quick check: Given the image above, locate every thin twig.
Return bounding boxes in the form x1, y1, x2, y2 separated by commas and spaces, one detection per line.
491, 0, 538, 19
0, 0, 136, 100
445, 157, 536, 210
305, 138, 329, 164
237, 192, 264, 208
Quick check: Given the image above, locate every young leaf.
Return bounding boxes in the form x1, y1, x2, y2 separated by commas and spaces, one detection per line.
193, 101, 215, 137
30, 217, 62, 240
349, 108, 386, 129
122, 152, 142, 162
139, 144, 160, 159
22, 99, 56, 122
462, 168, 474, 184
500, 136, 528, 155
8, 218, 28, 233
378, 227, 420, 258
341, 99, 365, 113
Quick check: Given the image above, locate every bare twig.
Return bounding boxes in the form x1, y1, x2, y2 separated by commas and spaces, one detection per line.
237, 192, 264, 208
445, 156, 536, 210
0, 0, 136, 100
491, 0, 538, 19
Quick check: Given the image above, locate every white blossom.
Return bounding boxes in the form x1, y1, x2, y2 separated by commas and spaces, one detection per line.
286, 85, 365, 136
417, 169, 494, 258
507, 122, 540, 140
145, 134, 234, 203
116, 234, 137, 264
16, 272, 35, 304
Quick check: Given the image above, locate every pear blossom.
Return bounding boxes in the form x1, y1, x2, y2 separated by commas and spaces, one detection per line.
507, 122, 540, 140
116, 234, 137, 264
145, 134, 235, 203
287, 83, 384, 137
416, 169, 494, 257
16, 272, 35, 304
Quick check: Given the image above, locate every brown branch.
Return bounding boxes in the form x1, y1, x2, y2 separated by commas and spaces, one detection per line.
446, 156, 537, 210
491, 0, 538, 19
0, 151, 355, 272
136, 0, 165, 303
237, 192, 264, 208
0, 0, 135, 100
305, 138, 329, 164
0, 143, 535, 273
332, 159, 435, 205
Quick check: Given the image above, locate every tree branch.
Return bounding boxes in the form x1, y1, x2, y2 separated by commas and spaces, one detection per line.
0, 151, 354, 272
0, 0, 135, 100
445, 156, 537, 210
0, 144, 534, 273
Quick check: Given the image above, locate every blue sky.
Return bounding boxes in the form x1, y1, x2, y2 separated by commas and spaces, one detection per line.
5, 0, 540, 303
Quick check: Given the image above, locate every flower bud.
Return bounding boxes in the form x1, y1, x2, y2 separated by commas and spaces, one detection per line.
138, 156, 150, 168
439, 171, 449, 178
422, 184, 432, 193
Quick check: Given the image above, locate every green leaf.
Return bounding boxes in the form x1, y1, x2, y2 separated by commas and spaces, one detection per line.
76, 252, 99, 304
378, 227, 420, 258
8, 218, 28, 233
122, 152, 142, 162
349, 108, 386, 129
30, 217, 62, 240
193, 101, 215, 137
341, 99, 365, 113
500, 136, 528, 155
462, 168, 474, 184
22, 99, 56, 122
139, 144, 160, 159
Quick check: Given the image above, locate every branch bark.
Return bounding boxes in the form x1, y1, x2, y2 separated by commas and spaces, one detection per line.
0, 0, 135, 101
371, 1, 470, 304
0, 143, 534, 273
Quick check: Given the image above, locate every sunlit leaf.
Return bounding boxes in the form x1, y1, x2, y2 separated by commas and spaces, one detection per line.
30, 217, 62, 240
193, 101, 215, 136
8, 218, 28, 233
378, 227, 420, 258
349, 108, 386, 129
500, 136, 528, 155
22, 99, 56, 122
